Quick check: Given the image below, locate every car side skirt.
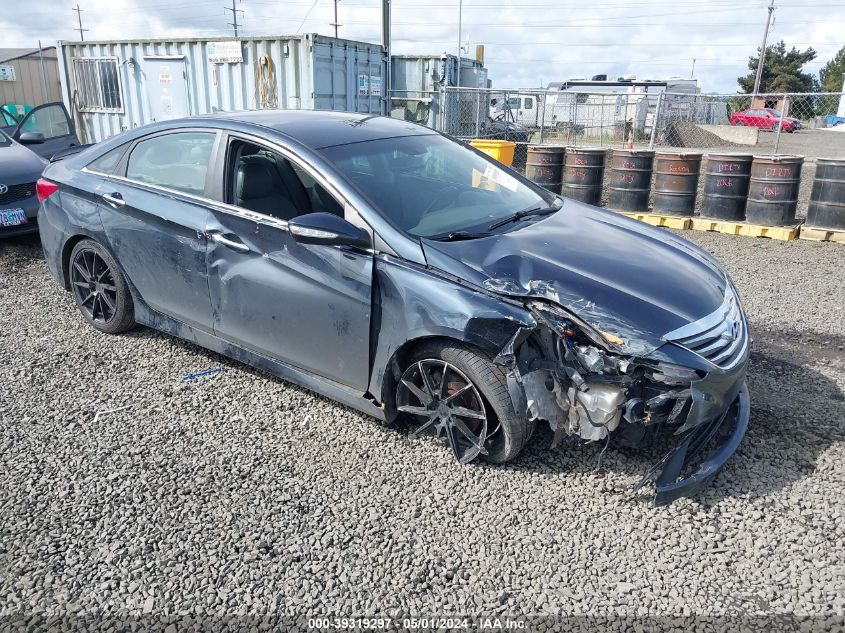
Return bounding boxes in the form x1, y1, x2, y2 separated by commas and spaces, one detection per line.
134, 301, 386, 422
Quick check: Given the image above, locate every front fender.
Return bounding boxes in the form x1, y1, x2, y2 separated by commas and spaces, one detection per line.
369, 255, 535, 403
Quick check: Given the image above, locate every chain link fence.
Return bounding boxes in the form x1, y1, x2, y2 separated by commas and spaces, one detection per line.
389, 88, 845, 219
390, 87, 845, 161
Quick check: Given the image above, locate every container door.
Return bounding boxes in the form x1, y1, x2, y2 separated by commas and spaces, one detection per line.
143, 58, 190, 122
312, 39, 346, 112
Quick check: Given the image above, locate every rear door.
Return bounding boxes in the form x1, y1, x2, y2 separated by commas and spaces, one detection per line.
13, 103, 80, 159
96, 129, 218, 330
204, 133, 374, 391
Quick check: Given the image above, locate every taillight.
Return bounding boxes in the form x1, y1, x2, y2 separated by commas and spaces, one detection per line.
36, 178, 59, 203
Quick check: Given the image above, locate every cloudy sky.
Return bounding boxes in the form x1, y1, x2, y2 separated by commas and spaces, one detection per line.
3, 0, 843, 93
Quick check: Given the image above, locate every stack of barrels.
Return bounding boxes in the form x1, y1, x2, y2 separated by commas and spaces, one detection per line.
522, 143, 845, 230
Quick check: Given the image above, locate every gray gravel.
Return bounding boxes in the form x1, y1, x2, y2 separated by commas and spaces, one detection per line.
1, 231, 844, 625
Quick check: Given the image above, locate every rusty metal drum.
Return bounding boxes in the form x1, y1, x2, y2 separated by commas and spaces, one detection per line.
652, 152, 703, 216
525, 146, 565, 194
745, 155, 804, 226
561, 147, 607, 206
700, 153, 754, 221
607, 149, 655, 213
806, 157, 845, 230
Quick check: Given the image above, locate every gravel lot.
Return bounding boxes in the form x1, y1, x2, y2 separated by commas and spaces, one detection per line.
1, 230, 843, 629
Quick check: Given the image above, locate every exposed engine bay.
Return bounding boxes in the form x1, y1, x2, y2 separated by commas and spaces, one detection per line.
495, 302, 703, 446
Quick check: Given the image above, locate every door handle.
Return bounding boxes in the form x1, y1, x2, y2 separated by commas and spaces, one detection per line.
102, 192, 125, 207
210, 232, 250, 253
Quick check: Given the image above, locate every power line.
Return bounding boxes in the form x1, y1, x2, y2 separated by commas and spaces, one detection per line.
296, 0, 321, 34
72, 4, 89, 41
224, 0, 244, 37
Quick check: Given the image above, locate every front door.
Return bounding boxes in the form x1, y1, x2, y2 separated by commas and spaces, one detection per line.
205, 135, 373, 391
13, 102, 80, 159
101, 129, 217, 330
143, 57, 190, 122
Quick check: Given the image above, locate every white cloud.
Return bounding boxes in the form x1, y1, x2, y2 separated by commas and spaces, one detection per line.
1, 0, 842, 93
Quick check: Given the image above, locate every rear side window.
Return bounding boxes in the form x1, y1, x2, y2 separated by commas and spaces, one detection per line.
87, 145, 128, 174
126, 132, 216, 196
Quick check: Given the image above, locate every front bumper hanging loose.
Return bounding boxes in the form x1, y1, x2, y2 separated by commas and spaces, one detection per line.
630, 382, 750, 506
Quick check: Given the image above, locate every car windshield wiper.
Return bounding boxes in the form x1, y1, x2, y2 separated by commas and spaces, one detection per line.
430, 230, 492, 242
488, 204, 559, 231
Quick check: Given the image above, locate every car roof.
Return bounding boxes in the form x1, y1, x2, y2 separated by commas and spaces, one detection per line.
200, 109, 436, 149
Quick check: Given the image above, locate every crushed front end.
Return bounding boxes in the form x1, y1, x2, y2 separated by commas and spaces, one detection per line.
493, 283, 750, 506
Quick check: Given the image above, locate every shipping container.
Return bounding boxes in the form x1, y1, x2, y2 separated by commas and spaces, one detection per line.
390, 54, 488, 132
57, 34, 387, 144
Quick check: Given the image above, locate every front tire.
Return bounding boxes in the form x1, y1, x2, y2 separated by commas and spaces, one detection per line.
395, 341, 534, 464
69, 239, 135, 334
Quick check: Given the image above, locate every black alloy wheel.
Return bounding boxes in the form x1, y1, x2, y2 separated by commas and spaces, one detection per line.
68, 239, 135, 334
71, 247, 118, 324
397, 358, 490, 464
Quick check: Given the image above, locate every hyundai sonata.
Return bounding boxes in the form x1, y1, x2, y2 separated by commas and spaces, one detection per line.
37, 111, 750, 505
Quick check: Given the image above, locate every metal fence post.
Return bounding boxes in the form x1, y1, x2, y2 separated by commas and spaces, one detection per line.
774, 93, 786, 154
649, 91, 664, 150
539, 90, 546, 145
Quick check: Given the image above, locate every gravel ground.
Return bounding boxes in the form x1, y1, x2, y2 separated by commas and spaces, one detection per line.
1, 231, 843, 629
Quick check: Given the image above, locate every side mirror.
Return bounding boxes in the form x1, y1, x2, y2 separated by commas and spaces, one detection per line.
18, 132, 46, 145
288, 212, 371, 249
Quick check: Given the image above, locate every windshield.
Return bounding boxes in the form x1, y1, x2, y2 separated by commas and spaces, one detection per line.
321, 134, 555, 238
767, 109, 783, 117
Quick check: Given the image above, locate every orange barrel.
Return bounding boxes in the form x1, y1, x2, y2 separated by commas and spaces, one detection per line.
652, 151, 703, 216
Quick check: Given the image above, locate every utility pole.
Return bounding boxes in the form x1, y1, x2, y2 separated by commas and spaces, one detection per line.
72, 4, 89, 41
752, 0, 775, 96
382, 0, 391, 98
456, 0, 462, 88
224, 0, 244, 38
331, 0, 341, 38
690, 58, 696, 79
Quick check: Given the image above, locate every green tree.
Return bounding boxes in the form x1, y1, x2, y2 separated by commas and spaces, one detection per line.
737, 41, 817, 93
819, 46, 845, 93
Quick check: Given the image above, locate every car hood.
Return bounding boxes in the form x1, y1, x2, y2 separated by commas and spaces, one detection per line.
421, 200, 728, 356
0, 142, 47, 183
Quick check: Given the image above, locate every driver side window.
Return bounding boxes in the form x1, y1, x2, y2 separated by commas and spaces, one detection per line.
226, 139, 343, 221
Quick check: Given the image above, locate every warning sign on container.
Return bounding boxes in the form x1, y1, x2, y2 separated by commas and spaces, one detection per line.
358, 74, 369, 96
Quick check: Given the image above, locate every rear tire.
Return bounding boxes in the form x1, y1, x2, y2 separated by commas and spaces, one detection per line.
69, 239, 135, 334
396, 341, 534, 464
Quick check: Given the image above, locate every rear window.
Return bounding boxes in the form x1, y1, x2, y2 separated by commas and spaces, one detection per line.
126, 132, 216, 196
87, 145, 128, 175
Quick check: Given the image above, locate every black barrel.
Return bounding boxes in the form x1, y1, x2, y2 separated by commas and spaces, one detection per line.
607, 149, 655, 212
745, 155, 804, 226
652, 152, 703, 216
525, 146, 565, 194
806, 157, 845, 230
700, 153, 754, 220
561, 147, 607, 206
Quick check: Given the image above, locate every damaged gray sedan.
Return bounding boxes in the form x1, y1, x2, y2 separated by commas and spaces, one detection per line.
37, 111, 749, 505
